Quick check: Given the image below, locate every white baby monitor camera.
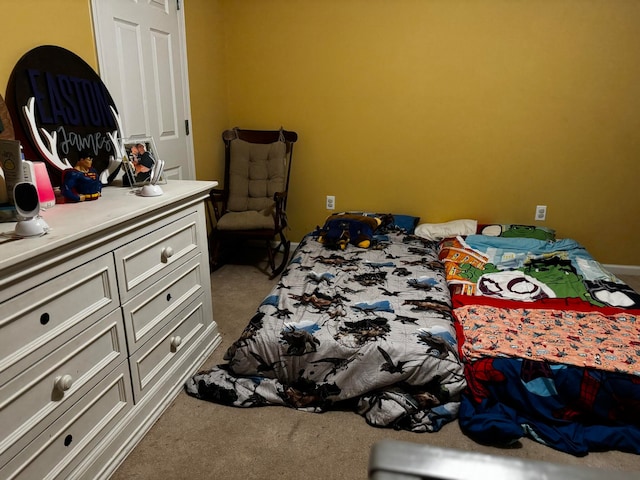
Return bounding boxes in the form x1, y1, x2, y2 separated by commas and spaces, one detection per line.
140, 158, 165, 197
13, 182, 46, 237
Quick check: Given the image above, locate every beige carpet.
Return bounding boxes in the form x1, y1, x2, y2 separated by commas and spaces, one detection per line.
111, 258, 640, 479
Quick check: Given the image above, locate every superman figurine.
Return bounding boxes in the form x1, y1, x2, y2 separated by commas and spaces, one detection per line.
60, 150, 102, 202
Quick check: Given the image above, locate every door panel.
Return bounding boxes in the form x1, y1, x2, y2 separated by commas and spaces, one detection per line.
113, 18, 148, 137
151, 28, 179, 139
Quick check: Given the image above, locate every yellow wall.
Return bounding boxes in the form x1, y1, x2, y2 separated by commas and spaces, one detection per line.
0, 0, 97, 90
213, 0, 640, 265
2, 1, 639, 265
184, 0, 229, 181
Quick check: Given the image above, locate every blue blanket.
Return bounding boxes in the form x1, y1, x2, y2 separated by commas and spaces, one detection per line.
459, 357, 640, 456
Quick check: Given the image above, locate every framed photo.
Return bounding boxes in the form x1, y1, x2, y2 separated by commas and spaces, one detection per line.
120, 136, 166, 187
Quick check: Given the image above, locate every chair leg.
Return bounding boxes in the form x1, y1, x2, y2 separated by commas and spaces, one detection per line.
267, 231, 291, 279
209, 231, 222, 272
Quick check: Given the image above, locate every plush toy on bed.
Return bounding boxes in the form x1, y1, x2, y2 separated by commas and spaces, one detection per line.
317, 212, 382, 250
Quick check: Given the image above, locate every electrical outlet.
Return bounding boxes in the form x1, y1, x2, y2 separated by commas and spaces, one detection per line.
535, 205, 547, 221
326, 195, 335, 210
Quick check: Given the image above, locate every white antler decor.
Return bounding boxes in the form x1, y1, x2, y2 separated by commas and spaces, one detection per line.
22, 97, 72, 171
102, 106, 126, 184
107, 105, 126, 160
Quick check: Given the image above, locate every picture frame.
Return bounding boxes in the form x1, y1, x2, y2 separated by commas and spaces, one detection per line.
120, 136, 166, 187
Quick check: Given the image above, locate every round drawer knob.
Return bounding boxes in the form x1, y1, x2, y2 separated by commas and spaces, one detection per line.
54, 374, 74, 392
170, 336, 182, 349
161, 246, 175, 263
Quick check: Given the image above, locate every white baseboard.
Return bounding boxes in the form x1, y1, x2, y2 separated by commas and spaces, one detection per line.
603, 264, 640, 276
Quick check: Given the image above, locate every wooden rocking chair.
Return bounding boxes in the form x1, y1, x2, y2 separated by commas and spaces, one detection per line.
208, 127, 298, 278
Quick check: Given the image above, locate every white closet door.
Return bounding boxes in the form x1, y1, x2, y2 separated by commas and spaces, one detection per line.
92, 0, 194, 180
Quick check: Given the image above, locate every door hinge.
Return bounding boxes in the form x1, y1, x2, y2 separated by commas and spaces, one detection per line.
185, 119, 190, 135
177, 0, 181, 11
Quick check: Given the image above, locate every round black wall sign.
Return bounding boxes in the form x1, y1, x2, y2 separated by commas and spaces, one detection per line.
6, 45, 120, 184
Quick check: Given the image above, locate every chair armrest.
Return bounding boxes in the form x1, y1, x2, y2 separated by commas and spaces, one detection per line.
209, 188, 226, 222
211, 188, 225, 198
273, 191, 287, 202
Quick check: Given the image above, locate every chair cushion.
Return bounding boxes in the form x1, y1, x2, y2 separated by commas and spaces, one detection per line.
227, 139, 287, 213
216, 209, 276, 230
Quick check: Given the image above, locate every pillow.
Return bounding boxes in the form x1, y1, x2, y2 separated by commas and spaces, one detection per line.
317, 212, 382, 250
480, 223, 556, 241
390, 214, 420, 234
414, 219, 477, 241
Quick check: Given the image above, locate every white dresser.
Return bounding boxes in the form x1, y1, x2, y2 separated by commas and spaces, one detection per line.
0, 180, 221, 479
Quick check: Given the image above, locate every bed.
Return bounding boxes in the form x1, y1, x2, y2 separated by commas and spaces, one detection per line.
435, 224, 640, 455
185, 213, 466, 432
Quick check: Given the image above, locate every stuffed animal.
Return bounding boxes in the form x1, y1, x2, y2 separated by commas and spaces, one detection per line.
318, 213, 382, 250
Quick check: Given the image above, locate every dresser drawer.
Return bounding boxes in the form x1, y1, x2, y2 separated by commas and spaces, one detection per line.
113, 211, 202, 303
0, 254, 119, 385
0, 309, 126, 467
122, 253, 206, 352
129, 295, 210, 403
0, 361, 132, 480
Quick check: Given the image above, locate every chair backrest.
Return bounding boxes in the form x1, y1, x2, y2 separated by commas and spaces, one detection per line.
222, 128, 298, 213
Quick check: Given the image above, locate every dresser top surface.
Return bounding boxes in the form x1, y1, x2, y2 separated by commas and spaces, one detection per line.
0, 180, 217, 274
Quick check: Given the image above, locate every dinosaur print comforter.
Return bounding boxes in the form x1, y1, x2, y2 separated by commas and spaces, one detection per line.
438, 234, 640, 455
185, 230, 466, 432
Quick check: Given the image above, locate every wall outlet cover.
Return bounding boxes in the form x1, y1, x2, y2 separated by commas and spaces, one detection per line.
326, 195, 335, 210
535, 205, 547, 221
